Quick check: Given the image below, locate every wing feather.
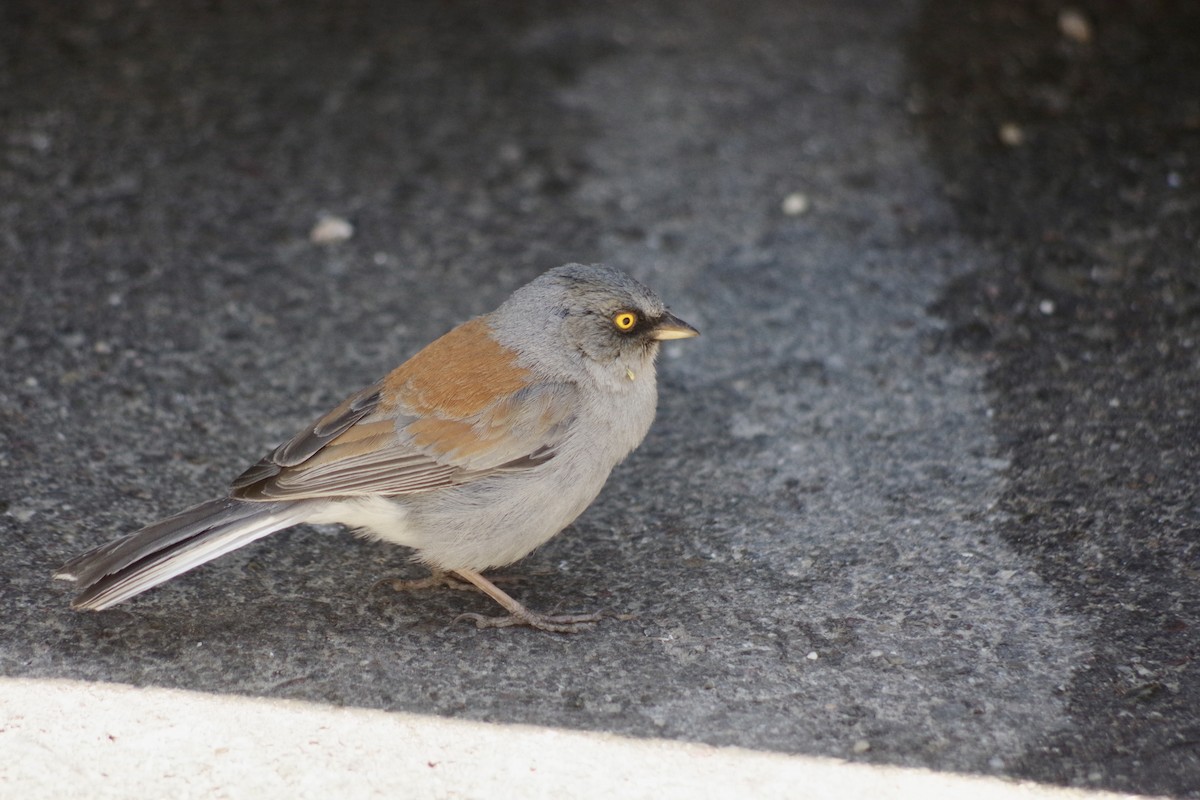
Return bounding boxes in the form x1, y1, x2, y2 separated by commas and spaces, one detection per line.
232, 381, 578, 501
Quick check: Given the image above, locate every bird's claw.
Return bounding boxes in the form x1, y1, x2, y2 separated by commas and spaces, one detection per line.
454, 609, 604, 634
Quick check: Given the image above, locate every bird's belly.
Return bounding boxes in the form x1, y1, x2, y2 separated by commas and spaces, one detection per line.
306, 495, 419, 546
401, 458, 613, 571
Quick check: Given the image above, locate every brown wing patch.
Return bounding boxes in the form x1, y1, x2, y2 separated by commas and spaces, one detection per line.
381, 317, 530, 418
231, 321, 572, 502
300, 419, 397, 471
407, 417, 495, 461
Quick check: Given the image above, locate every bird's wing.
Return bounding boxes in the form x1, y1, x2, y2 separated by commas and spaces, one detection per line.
229, 382, 385, 491
231, 381, 578, 501
231, 318, 578, 501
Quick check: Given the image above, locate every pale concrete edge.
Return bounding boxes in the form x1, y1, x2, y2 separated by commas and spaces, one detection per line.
0, 678, 1155, 800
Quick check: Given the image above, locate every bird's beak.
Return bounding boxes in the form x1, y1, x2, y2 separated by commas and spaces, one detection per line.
649, 311, 700, 341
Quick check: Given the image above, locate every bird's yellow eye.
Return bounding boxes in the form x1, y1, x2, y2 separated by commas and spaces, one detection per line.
613, 311, 638, 331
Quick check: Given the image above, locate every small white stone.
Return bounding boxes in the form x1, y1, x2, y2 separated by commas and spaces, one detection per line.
310, 215, 354, 244
852, 740, 871, 754
782, 192, 811, 216
1058, 9, 1092, 44
806, 651, 819, 660
998, 122, 1025, 147
730, 415, 771, 439
1038, 299, 1055, 315
7, 506, 36, 523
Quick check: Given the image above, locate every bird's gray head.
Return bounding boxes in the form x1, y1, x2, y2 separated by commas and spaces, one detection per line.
491, 264, 698, 372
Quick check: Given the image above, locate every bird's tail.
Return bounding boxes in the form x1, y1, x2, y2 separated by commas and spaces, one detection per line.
54, 498, 311, 610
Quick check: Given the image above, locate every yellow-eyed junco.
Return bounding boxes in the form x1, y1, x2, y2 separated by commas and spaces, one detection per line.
55, 263, 698, 632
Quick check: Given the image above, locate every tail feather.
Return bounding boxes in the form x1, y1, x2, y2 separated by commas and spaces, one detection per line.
55, 498, 310, 610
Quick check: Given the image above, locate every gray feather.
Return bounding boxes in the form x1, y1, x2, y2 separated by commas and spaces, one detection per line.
55, 498, 310, 610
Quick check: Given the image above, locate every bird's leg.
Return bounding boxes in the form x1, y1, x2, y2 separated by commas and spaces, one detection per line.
450, 568, 603, 634
377, 568, 529, 594
376, 569, 477, 593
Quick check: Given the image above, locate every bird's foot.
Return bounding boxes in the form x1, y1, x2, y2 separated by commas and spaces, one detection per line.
448, 567, 605, 634
456, 609, 604, 634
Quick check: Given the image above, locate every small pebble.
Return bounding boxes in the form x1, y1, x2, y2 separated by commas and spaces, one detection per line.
782, 192, 811, 216
1038, 299, 1055, 314
1058, 9, 1092, 44
998, 122, 1024, 147
310, 215, 354, 244
852, 740, 871, 754
806, 651, 819, 660
28, 132, 52, 153
7, 506, 37, 523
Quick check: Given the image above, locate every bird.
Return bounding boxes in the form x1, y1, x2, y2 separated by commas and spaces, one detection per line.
54, 263, 698, 632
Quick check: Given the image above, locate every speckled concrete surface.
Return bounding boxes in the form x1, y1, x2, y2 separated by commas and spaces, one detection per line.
1, 1, 1196, 797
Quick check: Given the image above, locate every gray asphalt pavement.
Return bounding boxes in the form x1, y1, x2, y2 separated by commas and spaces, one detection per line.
1, 0, 1195, 797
